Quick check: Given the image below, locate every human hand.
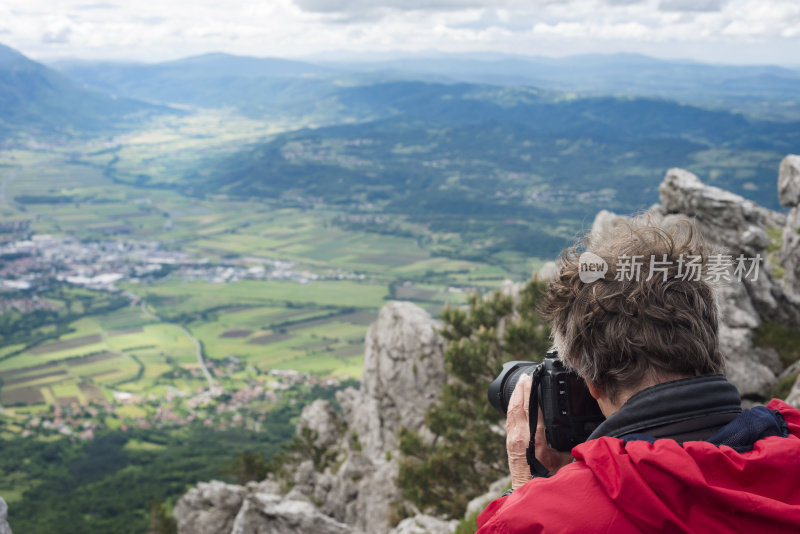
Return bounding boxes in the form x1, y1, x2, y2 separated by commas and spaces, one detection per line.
506, 373, 573, 490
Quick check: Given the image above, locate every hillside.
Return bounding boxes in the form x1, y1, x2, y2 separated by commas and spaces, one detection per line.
52, 52, 800, 121
194, 81, 797, 262
0, 43, 167, 140
324, 52, 800, 119
50, 53, 341, 117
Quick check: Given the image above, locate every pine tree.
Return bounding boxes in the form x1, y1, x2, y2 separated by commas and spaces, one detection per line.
397, 279, 551, 518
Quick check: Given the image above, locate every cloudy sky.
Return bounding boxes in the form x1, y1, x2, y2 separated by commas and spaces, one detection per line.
1, 0, 798, 65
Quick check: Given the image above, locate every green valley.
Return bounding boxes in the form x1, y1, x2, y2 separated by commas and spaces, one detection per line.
1, 41, 798, 533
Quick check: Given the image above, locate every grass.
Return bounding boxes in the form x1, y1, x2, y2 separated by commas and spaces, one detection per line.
123, 439, 167, 452
125, 279, 389, 315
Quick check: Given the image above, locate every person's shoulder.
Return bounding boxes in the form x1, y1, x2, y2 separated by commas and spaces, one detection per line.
767, 398, 800, 423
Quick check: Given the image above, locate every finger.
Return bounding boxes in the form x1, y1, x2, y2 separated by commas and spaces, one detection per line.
536, 405, 546, 434
507, 373, 532, 424
506, 374, 533, 442
520, 373, 532, 416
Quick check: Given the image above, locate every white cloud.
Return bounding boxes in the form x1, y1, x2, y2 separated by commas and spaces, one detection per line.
0, 0, 796, 65
658, 0, 725, 12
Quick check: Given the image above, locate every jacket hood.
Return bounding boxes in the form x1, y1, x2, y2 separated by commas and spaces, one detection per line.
571, 399, 800, 532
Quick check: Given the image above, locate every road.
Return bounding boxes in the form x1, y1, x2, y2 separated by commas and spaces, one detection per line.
138, 298, 216, 390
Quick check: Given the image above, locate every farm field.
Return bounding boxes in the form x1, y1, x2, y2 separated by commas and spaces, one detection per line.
0, 278, 393, 417
0, 112, 536, 418
0, 149, 494, 418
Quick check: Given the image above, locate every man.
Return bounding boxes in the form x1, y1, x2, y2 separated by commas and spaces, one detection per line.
477, 217, 800, 533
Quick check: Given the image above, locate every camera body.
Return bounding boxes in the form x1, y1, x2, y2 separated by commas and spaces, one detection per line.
488, 350, 605, 452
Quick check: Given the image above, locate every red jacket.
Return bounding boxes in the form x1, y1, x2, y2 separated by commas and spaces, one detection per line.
477, 399, 800, 533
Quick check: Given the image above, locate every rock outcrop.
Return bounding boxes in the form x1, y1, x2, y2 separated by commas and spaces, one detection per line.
779, 155, 800, 299
174, 480, 351, 534
175, 302, 449, 534
391, 515, 460, 534
590, 161, 800, 399
0, 498, 11, 534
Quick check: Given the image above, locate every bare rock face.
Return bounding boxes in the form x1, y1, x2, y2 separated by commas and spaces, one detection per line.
176, 301, 448, 534
174, 480, 350, 534
590, 209, 631, 243
389, 514, 459, 534
463, 476, 511, 521
659, 168, 797, 325
536, 261, 558, 281
350, 301, 447, 459
785, 374, 800, 409
296, 399, 343, 449
229, 491, 351, 534
656, 166, 800, 398
779, 155, 800, 299
294, 301, 447, 533
778, 155, 800, 207
174, 481, 247, 534
0, 498, 11, 534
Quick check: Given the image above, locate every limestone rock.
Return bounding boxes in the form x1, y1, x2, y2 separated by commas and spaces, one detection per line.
464, 476, 511, 521
389, 514, 459, 534
536, 261, 558, 281
782, 207, 800, 297
657, 167, 800, 396
0, 498, 11, 534
660, 169, 785, 239
174, 481, 246, 534
785, 374, 800, 409
778, 155, 800, 207
296, 399, 343, 449
175, 479, 354, 534
590, 209, 630, 244
349, 301, 446, 460
229, 492, 351, 534
298, 301, 447, 533
779, 156, 800, 298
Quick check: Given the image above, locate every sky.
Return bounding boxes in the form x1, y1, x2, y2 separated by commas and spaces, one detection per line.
1, 0, 799, 66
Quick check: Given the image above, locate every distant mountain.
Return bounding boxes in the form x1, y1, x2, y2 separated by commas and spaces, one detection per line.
52, 51, 800, 121
192, 81, 797, 260
0, 43, 168, 140
319, 52, 800, 120
50, 53, 340, 116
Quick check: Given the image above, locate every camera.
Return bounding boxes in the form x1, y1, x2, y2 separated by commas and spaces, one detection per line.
488, 350, 605, 452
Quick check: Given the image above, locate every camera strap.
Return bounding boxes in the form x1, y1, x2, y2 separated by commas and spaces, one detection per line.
525, 366, 551, 479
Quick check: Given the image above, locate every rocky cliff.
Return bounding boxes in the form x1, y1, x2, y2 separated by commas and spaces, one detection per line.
175, 155, 800, 534
175, 302, 453, 534
0, 498, 11, 534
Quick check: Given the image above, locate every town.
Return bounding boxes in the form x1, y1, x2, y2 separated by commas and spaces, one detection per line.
9, 368, 344, 441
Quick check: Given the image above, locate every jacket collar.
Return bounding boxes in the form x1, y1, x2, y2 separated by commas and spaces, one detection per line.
588, 374, 742, 440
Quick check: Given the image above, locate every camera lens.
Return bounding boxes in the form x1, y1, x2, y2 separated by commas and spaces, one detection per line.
488, 361, 539, 415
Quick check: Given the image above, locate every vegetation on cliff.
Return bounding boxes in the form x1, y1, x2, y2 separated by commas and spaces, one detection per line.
397, 279, 551, 518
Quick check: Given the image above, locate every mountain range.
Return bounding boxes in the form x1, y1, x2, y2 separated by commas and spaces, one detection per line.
0, 43, 166, 141
2, 42, 798, 261
50, 49, 800, 121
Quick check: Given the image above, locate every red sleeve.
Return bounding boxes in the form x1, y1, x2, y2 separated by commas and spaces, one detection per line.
476, 495, 509, 532
473, 457, 624, 534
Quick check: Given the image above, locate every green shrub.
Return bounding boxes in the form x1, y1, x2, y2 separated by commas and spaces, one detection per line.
397, 279, 551, 518
754, 321, 800, 368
